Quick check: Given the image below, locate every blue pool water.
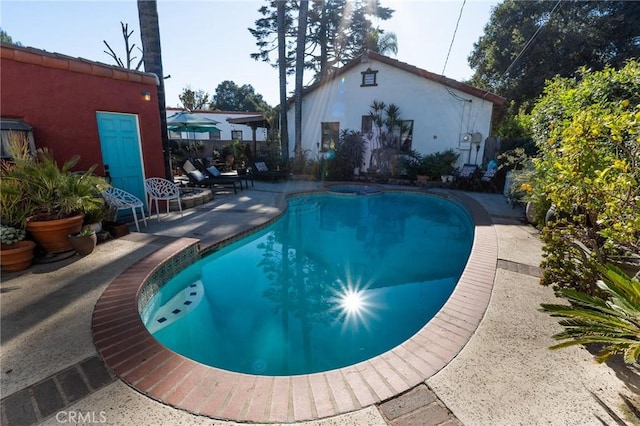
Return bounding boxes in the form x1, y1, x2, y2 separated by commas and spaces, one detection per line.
141, 192, 474, 376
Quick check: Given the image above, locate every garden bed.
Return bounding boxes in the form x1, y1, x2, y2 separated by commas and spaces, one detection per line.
169, 187, 213, 211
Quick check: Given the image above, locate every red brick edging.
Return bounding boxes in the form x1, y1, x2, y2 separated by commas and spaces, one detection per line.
92, 191, 497, 423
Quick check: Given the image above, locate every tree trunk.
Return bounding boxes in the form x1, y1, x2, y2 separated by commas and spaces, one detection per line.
294, 0, 309, 160
277, 0, 289, 163
137, 0, 172, 180
319, 2, 328, 79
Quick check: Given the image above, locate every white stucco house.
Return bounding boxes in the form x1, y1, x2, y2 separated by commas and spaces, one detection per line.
166, 108, 268, 143
286, 51, 505, 171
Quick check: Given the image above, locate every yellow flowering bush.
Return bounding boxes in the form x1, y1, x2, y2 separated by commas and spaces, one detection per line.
531, 61, 640, 292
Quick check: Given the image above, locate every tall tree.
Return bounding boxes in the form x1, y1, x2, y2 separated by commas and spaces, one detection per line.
0, 28, 20, 45
211, 81, 271, 112
468, 0, 640, 112
137, 0, 172, 179
334, 0, 393, 63
178, 86, 210, 110
249, 0, 296, 74
367, 28, 397, 55
250, 0, 395, 80
277, 0, 289, 160
294, 0, 309, 159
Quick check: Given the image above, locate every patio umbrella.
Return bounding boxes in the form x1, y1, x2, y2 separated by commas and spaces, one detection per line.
166, 111, 220, 131
167, 124, 221, 133
167, 111, 221, 143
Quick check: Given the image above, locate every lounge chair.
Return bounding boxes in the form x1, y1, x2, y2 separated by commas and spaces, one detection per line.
455, 164, 479, 190
479, 168, 500, 193
193, 158, 252, 190
251, 161, 287, 182
181, 159, 241, 194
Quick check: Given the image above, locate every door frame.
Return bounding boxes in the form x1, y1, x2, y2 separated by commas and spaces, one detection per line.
96, 111, 147, 209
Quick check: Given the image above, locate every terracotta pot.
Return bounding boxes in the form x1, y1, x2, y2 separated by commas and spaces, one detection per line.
26, 214, 84, 253
1, 240, 36, 272
68, 231, 97, 256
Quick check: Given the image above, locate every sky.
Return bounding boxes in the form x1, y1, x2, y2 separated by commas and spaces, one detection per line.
1, 0, 500, 108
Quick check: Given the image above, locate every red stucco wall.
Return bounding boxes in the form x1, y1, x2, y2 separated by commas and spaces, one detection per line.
0, 47, 165, 178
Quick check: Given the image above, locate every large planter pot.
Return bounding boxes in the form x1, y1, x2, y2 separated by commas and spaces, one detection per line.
26, 214, 84, 253
525, 201, 538, 225
68, 231, 97, 256
1, 240, 36, 272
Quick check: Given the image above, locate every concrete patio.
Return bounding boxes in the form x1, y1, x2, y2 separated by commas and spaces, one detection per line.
1, 180, 638, 425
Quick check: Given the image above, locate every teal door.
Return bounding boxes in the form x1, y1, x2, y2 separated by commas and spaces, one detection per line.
96, 112, 146, 208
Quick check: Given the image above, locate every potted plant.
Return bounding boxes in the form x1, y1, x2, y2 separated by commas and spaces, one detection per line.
1, 133, 109, 254
68, 228, 97, 256
427, 149, 459, 182
0, 225, 36, 272
221, 145, 234, 171
82, 200, 108, 233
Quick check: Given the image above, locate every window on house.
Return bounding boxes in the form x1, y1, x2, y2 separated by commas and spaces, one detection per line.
168, 130, 182, 139
400, 120, 414, 152
231, 130, 243, 141
321, 122, 340, 151
384, 120, 414, 152
361, 115, 372, 136
208, 130, 221, 141
361, 68, 378, 87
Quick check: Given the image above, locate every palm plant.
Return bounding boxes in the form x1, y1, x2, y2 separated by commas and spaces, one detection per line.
2, 134, 109, 222
5, 148, 108, 220
540, 263, 640, 364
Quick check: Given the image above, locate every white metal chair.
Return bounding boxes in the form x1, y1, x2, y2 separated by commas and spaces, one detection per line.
144, 177, 183, 221
102, 187, 147, 232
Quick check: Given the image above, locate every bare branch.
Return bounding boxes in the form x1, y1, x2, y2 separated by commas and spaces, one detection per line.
103, 40, 124, 68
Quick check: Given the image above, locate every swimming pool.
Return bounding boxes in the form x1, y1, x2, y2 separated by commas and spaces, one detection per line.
93, 188, 497, 422
141, 192, 474, 376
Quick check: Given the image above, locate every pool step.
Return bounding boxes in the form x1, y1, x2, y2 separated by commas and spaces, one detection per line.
143, 280, 204, 334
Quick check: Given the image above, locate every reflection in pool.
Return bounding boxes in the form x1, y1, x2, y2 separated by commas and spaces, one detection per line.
141, 192, 474, 376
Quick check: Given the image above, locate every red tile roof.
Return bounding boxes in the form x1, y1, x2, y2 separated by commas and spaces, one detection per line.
1, 42, 158, 86
300, 51, 506, 106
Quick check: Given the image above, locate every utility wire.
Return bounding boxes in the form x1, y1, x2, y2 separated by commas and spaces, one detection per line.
503, 0, 563, 76
442, 0, 467, 76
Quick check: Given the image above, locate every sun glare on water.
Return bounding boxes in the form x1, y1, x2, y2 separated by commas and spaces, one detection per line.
330, 278, 379, 332
341, 289, 364, 313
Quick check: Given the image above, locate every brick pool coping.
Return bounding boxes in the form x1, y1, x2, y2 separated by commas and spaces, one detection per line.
91, 190, 497, 423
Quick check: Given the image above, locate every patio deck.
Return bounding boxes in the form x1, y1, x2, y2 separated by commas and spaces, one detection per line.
1, 181, 636, 426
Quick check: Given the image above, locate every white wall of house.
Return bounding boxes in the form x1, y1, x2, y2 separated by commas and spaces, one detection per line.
286, 58, 497, 170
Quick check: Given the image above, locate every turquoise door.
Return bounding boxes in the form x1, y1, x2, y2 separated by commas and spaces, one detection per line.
96, 112, 146, 209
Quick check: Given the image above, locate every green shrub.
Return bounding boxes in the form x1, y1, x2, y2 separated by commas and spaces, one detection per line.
405, 149, 459, 180
325, 130, 367, 181
529, 61, 640, 293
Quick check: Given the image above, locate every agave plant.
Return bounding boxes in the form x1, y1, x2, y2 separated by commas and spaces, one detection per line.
540, 263, 640, 364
